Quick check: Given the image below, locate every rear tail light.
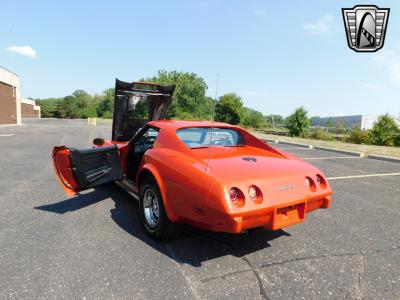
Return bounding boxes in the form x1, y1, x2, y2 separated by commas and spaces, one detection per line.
305, 176, 316, 192
316, 174, 327, 189
229, 187, 245, 207
230, 188, 238, 201
248, 185, 263, 204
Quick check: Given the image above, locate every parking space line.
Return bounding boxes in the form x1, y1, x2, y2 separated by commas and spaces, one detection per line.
327, 173, 400, 180
302, 156, 362, 160
278, 147, 313, 150
0, 134, 15, 137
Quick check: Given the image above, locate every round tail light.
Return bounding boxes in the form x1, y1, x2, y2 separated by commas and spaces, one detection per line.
230, 188, 238, 202
249, 186, 257, 198
229, 187, 245, 207
305, 176, 316, 192
248, 185, 263, 204
316, 174, 327, 189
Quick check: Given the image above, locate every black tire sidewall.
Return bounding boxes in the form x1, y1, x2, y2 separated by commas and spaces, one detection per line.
139, 177, 167, 239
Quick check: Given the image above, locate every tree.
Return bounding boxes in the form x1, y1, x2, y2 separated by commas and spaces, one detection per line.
395, 132, 400, 146
215, 93, 244, 125
336, 117, 344, 130
35, 98, 62, 118
326, 118, 334, 129
33, 70, 273, 124
266, 114, 284, 128
286, 107, 311, 137
97, 88, 114, 117
143, 70, 209, 120
369, 114, 400, 146
242, 107, 269, 128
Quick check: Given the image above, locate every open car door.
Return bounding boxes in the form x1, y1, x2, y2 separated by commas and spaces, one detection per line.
52, 145, 123, 196
112, 79, 175, 142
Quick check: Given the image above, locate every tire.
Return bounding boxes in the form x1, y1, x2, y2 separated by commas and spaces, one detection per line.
139, 176, 183, 240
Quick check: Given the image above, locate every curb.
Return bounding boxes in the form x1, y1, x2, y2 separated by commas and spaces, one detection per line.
261, 138, 400, 162
277, 141, 313, 149
367, 154, 400, 163
0, 124, 22, 128
264, 139, 313, 149
314, 146, 365, 157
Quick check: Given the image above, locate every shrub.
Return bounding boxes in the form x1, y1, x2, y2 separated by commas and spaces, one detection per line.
310, 128, 334, 141
369, 114, 399, 146
286, 107, 311, 137
215, 93, 243, 125
102, 111, 113, 119
348, 127, 370, 144
394, 132, 400, 147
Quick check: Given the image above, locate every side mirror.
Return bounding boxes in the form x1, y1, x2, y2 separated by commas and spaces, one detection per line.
93, 138, 105, 146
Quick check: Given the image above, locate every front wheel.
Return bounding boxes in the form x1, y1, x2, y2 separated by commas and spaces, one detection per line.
139, 176, 183, 240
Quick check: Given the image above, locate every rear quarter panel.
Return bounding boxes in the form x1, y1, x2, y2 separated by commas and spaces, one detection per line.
140, 148, 217, 227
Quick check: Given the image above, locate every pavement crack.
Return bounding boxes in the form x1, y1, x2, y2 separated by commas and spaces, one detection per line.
260, 245, 400, 269
164, 244, 201, 300
193, 233, 269, 299
200, 269, 252, 283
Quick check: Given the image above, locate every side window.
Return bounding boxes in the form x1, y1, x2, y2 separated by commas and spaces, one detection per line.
134, 127, 159, 154
143, 128, 159, 138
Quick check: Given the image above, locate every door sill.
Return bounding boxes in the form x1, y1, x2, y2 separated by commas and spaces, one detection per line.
115, 178, 139, 200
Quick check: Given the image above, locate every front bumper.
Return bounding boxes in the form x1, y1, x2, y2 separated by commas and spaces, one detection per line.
209, 196, 331, 233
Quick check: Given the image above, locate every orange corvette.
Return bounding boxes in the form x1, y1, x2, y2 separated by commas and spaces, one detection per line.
52, 80, 332, 239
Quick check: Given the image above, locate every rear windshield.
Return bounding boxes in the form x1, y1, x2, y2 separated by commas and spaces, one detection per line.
176, 127, 244, 148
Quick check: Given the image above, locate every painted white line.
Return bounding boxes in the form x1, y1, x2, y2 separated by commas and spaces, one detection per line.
0, 134, 15, 137
327, 173, 400, 180
302, 156, 363, 160
279, 147, 313, 150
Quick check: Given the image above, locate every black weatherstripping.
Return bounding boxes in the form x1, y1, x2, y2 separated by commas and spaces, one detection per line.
69, 145, 123, 189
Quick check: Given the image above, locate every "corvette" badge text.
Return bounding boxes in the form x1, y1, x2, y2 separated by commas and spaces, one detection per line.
277, 184, 295, 192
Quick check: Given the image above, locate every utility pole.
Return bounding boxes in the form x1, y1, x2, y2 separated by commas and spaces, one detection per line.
271, 114, 275, 130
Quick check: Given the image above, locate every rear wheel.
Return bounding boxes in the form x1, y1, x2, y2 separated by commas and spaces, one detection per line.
139, 176, 183, 240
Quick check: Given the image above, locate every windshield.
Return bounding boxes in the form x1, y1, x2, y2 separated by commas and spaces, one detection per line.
176, 127, 244, 148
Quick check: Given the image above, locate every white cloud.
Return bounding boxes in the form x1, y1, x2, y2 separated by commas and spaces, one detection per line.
6, 45, 37, 58
303, 14, 335, 35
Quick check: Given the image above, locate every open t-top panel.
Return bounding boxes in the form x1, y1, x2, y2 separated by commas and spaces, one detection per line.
112, 79, 175, 142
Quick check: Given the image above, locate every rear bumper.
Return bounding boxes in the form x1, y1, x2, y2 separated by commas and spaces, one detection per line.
208, 196, 331, 233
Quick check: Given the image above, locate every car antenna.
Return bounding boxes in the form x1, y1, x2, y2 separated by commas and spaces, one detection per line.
206, 74, 219, 172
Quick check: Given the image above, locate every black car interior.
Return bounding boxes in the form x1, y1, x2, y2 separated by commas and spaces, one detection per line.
126, 126, 159, 182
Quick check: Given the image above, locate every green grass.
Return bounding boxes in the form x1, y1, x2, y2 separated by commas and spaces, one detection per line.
253, 132, 400, 158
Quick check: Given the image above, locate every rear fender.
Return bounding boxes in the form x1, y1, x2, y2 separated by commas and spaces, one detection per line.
137, 164, 179, 222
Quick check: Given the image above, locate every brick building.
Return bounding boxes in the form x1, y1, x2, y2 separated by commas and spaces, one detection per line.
21, 98, 41, 118
0, 67, 21, 125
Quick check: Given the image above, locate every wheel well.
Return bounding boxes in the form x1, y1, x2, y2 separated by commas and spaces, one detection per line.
137, 169, 155, 190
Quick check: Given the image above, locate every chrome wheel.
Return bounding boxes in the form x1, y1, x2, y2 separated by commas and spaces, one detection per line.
143, 188, 159, 228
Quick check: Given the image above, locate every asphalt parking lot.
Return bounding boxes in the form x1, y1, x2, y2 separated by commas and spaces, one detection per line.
0, 119, 399, 299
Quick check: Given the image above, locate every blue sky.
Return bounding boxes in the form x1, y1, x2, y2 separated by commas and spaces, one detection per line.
1, 0, 399, 117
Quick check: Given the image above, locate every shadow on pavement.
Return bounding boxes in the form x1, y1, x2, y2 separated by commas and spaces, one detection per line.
34, 188, 110, 214
36, 184, 290, 267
